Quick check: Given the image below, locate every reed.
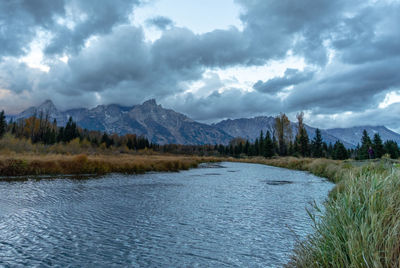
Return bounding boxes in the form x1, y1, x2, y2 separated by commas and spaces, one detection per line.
233, 157, 400, 267
227, 157, 400, 267
286, 162, 400, 267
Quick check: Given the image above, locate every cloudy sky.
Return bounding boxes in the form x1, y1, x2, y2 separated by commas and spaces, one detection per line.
1, 0, 400, 131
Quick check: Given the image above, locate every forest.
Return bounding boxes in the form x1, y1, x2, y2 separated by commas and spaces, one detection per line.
0, 110, 399, 160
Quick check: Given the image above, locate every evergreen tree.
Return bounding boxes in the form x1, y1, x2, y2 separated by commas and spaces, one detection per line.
57, 127, 65, 143
264, 131, 274, 157
225, 146, 230, 156
372, 133, 384, 158
384, 140, 400, 159
322, 142, 328, 157
249, 143, 256, 156
312, 128, 323, 158
288, 141, 295, 156
11, 121, 16, 135
63, 117, 78, 142
101, 133, 111, 147
332, 141, 348, 160
0, 110, 6, 138
244, 140, 250, 155
259, 130, 264, 156
237, 142, 244, 156
358, 130, 372, 160
327, 143, 333, 158
293, 140, 299, 155
127, 138, 134, 150
272, 135, 278, 155
254, 138, 260, 156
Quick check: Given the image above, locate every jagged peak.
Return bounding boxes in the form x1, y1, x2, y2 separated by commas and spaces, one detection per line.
41, 99, 54, 105
38, 99, 57, 109
142, 99, 158, 107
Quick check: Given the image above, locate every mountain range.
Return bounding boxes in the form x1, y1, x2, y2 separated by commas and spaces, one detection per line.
7, 99, 400, 147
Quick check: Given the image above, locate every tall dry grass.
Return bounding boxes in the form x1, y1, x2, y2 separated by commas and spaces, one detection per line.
231, 157, 344, 183
286, 162, 400, 267
0, 154, 221, 177
230, 157, 400, 267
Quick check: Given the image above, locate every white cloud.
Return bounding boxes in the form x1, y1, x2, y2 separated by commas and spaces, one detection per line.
18, 30, 53, 72
378, 90, 400, 108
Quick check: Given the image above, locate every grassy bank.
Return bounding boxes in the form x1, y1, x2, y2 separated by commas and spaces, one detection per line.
2, 152, 399, 266
0, 154, 220, 178
233, 157, 400, 267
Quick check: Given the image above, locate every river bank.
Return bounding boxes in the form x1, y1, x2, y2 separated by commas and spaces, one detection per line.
0, 161, 331, 267
1, 153, 398, 266
0, 153, 221, 178
234, 157, 400, 267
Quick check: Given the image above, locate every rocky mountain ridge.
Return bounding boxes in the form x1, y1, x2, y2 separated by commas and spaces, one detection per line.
8, 100, 400, 147
9, 99, 233, 145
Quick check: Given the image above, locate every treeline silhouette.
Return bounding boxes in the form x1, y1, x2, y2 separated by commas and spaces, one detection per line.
154, 113, 400, 160
1, 110, 399, 160
1, 111, 152, 152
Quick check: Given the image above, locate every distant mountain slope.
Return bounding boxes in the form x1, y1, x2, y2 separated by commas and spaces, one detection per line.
214, 116, 400, 148
8, 100, 400, 147
14, 99, 71, 126
214, 116, 346, 145
10, 99, 233, 145
213, 116, 277, 140
325, 126, 400, 146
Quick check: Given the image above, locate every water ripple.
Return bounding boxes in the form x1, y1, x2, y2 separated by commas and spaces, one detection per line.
0, 162, 333, 267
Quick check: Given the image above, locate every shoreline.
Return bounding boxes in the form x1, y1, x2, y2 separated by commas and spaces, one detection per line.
1, 153, 398, 266
0, 154, 222, 179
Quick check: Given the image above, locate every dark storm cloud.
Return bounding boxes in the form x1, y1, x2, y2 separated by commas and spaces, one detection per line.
0, 0, 65, 57
237, 0, 351, 65
253, 68, 314, 94
306, 102, 400, 133
45, 0, 141, 55
285, 56, 400, 113
0, 0, 400, 130
146, 16, 174, 30
38, 25, 205, 106
330, 4, 400, 65
168, 89, 283, 122
151, 27, 253, 69
0, 59, 42, 93
0, 0, 141, 57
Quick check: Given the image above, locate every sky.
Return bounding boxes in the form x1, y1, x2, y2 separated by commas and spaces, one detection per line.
0, 0, 400, 131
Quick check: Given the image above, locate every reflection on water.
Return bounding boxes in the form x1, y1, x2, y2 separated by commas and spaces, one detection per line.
0, 162, 333, 267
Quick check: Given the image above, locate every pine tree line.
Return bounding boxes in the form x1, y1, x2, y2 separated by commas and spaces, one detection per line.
3, 112, 151, 151
1, 109, 399, 159
207, 113, 400, 160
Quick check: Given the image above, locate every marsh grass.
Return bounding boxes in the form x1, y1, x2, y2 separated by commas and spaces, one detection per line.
236, 157, 400, 267
286, 163, 400, 267
2, 151, 399, 266
232, 157, 343, 183
230, 157, 400, 267
0, 154, 220, 177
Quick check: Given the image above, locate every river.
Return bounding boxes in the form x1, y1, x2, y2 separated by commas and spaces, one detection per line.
0, 162, 333, 267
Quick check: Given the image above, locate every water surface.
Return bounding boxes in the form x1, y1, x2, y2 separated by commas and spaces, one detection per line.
0, 162, 333, 267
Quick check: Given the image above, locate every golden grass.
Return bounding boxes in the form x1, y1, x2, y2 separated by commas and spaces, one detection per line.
228, 157, 344, 183
228, 156, 400, 267
0, 153, 221, 177
285, 161, 400, 267
2, 152, 399, 266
